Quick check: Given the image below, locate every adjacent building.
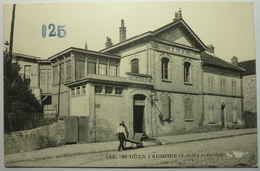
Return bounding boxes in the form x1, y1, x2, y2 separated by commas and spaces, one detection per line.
238, 59, 257, 113
12, 53, 54, 117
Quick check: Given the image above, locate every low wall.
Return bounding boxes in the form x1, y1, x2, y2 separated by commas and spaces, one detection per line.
4, 122, 65, 155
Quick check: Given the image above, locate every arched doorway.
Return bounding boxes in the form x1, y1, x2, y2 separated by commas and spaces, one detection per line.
133, 94, 146, 134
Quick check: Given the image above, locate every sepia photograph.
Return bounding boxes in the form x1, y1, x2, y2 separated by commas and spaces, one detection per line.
2, 1, 258, 169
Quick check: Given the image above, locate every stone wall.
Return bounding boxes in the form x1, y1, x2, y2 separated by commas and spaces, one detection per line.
243, 74, 257, 112
4, 122, 65, 154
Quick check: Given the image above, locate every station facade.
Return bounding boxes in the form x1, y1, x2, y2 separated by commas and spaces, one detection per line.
47, 10, 245, 142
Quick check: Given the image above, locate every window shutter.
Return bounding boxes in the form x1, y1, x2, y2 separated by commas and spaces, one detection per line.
162, 94, 169, 119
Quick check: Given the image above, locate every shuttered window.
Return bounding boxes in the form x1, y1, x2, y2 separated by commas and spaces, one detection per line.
232, 80, 237, 95
208, 76, 213, 92
161, 94, 171, 119
184, 98, 193, 120
233, 106, 238, 123
208, 104, 215, 124
220, 78, 226, 94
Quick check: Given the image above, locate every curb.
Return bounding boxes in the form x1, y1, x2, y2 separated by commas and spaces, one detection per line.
5, 131, 257, 165
154, 132, 257, 146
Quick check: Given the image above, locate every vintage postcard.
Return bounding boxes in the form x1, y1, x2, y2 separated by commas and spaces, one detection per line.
2, 1, 258, 169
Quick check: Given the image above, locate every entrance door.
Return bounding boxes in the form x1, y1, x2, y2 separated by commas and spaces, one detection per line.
221, 105, 225, 128
133, 105, 144, 133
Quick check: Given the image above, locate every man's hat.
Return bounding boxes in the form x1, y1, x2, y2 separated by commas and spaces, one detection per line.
119, 121, 125, 126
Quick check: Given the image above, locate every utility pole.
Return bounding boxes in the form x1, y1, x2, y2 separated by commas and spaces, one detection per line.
9, 4, 16, 61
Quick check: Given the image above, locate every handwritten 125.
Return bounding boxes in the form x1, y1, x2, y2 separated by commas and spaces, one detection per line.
42, 24, 67, 38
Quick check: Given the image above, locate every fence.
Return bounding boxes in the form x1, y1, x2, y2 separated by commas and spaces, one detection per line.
4, 112, 56, 133
243, 111, 257, 128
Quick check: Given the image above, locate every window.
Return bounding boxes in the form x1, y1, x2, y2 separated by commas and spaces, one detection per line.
76, 87, 80, 95
109, 65, 117, 76
162, 58, 169, 80
24, 65, 31, 79
208, 76, 213, 92
66, 61, 72, 81
47, 69, 51, 90
87, 62, 96, 74
233, 106, 238, 124
40, 69, 47, 91
82, 86, 86, 94
53, 66, 58, 84
99, 63, 107, 75
232, 80, 237, 95
60, 63, 64, 83
131, 59, 139, 73
220, 78, 226, 94
208, 104, 215, 124
161, 94, 171, 120
71, 88, 75, 96
75, 60, 85, 80
184, 98, 193, 121
184, 62, 191, 83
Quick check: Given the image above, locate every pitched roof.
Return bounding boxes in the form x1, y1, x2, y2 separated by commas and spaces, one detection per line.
201, 51, 245, 72
100, 18, 207, 53
238, 59, 256, 75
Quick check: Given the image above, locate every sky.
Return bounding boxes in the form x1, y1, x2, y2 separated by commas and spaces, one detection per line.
3, 1, 257, 63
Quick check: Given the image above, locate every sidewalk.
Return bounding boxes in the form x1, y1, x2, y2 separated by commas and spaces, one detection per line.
4, 128, 257, 165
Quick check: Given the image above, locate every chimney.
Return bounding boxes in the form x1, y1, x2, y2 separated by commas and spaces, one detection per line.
231, 56, 238, 66
105, 36, 113, 48
173, 12, 178, 21
206, 44, 215, 54
85, 40, 88, 50
119, 19, 126, 42
178, 8, 182, 19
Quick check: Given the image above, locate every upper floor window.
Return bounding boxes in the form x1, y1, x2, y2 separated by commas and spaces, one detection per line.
208, 76, 213, 92
231, 80, 237, 95
53, 66, 58, 84
66, 61, 72, 81
184, 62, 191, 83
60, 63, 64, 83
24, 65, 31, 79
87, 62, 96, 75
220, 78, 226, 94
75, 60, 85, 80
99, 63, 107, 75
161, 58, 169, 80
131, 59, 139, 73
109, 65, 117, 76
